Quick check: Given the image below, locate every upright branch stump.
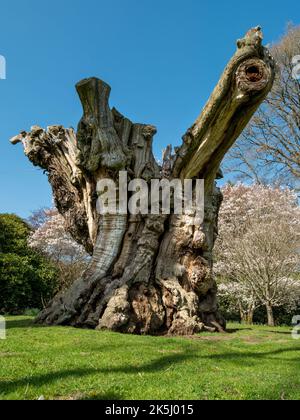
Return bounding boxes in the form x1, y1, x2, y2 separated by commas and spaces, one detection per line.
11, 28, 275, 335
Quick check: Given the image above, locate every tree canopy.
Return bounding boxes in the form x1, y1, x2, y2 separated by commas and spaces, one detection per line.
0, 214, 57, 314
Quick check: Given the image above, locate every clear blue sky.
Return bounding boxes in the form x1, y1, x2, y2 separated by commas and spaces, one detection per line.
1, 0, 299, 218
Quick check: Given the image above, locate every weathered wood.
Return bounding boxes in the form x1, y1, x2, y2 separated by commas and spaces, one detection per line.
11, 28, 276, 335
173, 27, 275, 181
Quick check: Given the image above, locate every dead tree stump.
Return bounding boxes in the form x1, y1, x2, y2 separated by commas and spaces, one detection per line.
11, 27, 275, 335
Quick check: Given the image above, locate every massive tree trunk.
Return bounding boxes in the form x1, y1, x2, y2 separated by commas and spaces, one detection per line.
11, 28, 275, 335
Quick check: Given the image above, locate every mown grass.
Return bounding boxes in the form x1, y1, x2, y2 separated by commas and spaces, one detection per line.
0, 317, 299, 400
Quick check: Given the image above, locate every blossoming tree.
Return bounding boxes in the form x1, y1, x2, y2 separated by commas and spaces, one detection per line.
215, 184, 300, 326
29, 208, 89, 291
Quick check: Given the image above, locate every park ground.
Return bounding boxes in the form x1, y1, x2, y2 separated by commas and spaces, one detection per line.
0, 317, 299, 400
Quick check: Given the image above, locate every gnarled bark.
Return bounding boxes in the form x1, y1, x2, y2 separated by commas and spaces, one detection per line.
11, 28, 275, 335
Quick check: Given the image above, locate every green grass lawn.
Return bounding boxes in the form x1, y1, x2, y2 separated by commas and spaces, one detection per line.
0, 316, 299, 400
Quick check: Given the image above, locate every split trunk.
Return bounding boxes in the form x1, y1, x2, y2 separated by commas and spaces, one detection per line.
11, 28, 275, 335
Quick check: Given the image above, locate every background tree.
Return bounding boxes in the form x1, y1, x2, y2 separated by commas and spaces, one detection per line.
215, 184, 300, 326
217, 281, 260, 325
0, 214, 57, 314
28, 208, 89, 291
217, 277, 300, 326
11, 28, 275, 335
225, 25, 300, 189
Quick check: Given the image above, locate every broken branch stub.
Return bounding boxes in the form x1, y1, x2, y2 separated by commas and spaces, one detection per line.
173, 26, 275, 181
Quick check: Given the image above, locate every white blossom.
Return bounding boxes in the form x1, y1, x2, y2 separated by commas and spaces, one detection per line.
216, 184, 300, 325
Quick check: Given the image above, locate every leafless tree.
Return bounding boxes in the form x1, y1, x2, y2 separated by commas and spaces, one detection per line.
225, 25, 300, 190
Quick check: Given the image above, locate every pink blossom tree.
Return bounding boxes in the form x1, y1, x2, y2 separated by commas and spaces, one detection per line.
29, 209, 89, 291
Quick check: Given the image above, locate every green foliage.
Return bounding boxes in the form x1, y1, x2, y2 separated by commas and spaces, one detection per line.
218, 294, 241, 323
0, 214, 57, 314
0, 214, 30, 255
23, 308, 40, 317
0, 318, 300, 400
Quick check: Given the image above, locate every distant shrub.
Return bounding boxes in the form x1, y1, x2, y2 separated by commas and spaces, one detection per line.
23, 308, 40, 317
0, 214, 57, 314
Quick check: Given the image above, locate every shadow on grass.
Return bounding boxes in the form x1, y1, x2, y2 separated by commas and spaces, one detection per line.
6, 318, 37, 330
226, 328, 253, 334
1, 345, 300, 396
204, 346, 300, 368
0, 352, 196, 396
265, 330, 293, 336
5, 318, 37, 330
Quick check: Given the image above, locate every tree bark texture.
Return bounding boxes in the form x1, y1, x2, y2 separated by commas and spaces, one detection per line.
266, 303, 275, 327
11, 28, 275, 335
